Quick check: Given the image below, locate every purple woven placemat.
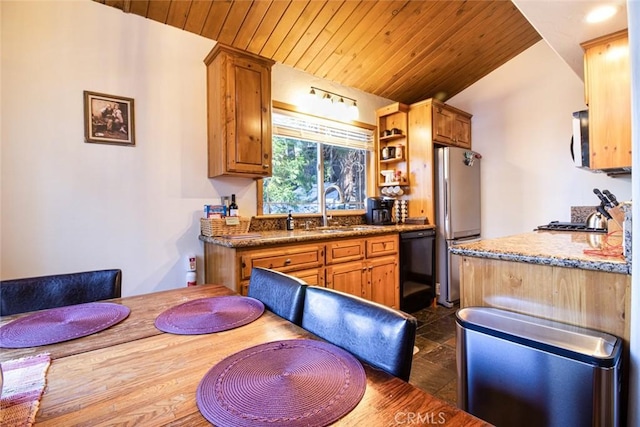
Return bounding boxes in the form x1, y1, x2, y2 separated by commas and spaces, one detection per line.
154, 296, 264, 335
0, 303, 130, 348
197, 339, 367, 427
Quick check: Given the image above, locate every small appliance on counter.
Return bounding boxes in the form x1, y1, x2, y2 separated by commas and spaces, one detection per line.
365, 197, 394, 225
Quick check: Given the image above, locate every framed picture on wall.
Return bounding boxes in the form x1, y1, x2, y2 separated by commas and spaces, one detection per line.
84, 91, 135, 146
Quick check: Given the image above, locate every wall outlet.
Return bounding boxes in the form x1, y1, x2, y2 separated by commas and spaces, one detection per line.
435, 282, 441, 296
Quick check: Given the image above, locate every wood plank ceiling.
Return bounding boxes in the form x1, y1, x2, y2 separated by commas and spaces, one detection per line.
95, 0, 541, 105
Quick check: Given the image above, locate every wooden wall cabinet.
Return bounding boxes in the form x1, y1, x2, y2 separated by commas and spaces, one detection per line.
581, 29, 631, 170
204, 234, 399, 308
433, 100, 472, 149
375, 103, 410, 191
204, 44, 275, 178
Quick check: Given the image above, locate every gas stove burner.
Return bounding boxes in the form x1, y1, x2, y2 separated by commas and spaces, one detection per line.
536, 221, 607, 233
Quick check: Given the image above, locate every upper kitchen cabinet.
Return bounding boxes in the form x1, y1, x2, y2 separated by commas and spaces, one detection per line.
581, 29, 631, 171
376, 103, 410, 190
432, 100, 472, 149
204, 44, 275, 178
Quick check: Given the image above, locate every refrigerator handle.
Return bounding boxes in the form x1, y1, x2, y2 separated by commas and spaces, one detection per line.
443, 178, 450, 236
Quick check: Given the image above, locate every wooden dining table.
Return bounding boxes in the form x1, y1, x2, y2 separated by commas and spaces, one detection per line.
0, 284, 491, 426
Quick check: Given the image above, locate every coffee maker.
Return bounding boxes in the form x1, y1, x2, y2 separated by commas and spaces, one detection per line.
365, 197, 394, 225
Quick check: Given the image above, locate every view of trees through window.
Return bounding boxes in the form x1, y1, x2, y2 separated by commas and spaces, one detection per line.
262, 135, 367, 214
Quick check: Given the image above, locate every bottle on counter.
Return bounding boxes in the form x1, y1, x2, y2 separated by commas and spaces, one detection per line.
286, 210, 295, 231
229, 194, 239, 217
186, 271, 196, 287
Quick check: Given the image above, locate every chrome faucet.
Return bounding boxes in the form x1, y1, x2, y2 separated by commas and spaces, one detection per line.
321, 184, 345, 227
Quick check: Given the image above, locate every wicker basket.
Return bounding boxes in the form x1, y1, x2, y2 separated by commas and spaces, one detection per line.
200, 217, 251, 237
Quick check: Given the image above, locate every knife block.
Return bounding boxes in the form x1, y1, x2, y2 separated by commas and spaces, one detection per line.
606, 206, 624, 235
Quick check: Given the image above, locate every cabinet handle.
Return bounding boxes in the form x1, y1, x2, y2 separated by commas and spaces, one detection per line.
284, 259, 292, 264
262, 164, 269, 169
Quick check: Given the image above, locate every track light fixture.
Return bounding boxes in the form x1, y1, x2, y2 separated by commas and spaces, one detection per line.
307, 86, 359, 121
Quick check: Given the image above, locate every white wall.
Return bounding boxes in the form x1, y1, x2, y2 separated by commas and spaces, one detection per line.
0, 0, 391, 296
449, 40, 632, 238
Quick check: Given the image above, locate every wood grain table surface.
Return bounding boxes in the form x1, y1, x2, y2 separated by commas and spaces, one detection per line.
0, 284, 491, 426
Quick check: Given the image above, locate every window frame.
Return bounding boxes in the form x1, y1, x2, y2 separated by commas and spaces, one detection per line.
256, 100, 376, 217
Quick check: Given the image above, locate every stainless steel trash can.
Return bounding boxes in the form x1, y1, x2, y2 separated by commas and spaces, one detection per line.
456, 307, 622, 427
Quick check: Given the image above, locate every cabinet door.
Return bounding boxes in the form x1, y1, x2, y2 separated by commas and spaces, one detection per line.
205, 45, 274, 178
326, 261, 366, 298
453, 114, 472, 149
433, 105, 455, 145
365, 256, 399, 308
225, 54, 272, 176
582, 30, 631, 170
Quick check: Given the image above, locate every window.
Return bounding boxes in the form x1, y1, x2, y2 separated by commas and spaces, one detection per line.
261, 105, 374, 215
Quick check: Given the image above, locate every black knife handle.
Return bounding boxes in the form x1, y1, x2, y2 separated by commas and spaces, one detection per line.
593, 188, 612, 207
603, 190, 619, 206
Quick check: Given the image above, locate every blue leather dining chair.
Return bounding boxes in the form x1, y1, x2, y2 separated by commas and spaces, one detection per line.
301, 286, 418, 381
0, 269, 122, 316
248, 267, 307, 325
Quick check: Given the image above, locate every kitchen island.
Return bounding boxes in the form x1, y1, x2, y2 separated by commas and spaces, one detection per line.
450, 229, 631, 344
450, 230, 630, 274
451, 229, 632, 424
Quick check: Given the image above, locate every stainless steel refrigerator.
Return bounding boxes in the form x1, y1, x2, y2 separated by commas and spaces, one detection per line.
435, 146, 481, 307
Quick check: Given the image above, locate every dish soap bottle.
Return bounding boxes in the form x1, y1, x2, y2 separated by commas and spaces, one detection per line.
286, 210, 295, 231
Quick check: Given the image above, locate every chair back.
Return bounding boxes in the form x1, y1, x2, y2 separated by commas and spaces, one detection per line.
301, 286, 417, 381
1, 269, 122, 316
247, 267, 307, 325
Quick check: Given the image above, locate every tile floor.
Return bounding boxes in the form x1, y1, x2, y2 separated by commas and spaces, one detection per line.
408, 302, 460, 405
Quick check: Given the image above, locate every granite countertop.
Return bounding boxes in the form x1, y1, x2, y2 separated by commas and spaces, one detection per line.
199, 224, 435, 248
450, 230, 630, 275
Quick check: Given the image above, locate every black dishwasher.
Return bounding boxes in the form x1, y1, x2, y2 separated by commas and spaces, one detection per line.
399, 229, 436, 313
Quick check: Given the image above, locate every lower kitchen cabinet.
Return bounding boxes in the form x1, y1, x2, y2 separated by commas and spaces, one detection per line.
326, 235, 399, 308
326, 260, 366, 297
365, 255, 399, 308
322, 255, 399, 309
204, 234, 399, 308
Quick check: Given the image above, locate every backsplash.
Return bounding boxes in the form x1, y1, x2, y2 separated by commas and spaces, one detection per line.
248, 214, 366, 232
570, 206, 597, 223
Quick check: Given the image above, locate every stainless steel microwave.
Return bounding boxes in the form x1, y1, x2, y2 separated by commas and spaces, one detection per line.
571, 110, 589, 169
571, 110, 631, 175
